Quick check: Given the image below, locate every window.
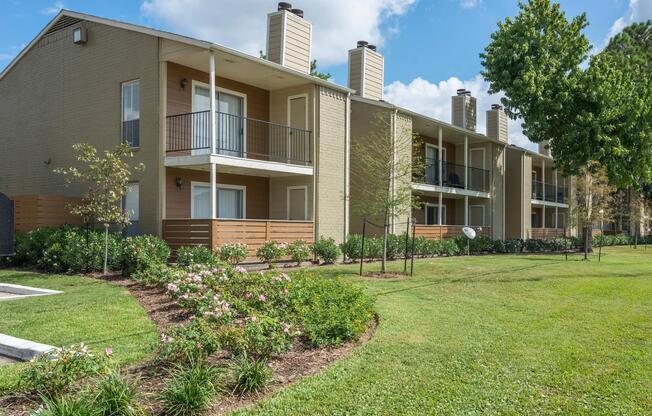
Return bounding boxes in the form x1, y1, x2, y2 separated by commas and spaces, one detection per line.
425, 204, 446, 225
191, 183, 245, 219
124, 183, 140, 221
122, 80, 140, 147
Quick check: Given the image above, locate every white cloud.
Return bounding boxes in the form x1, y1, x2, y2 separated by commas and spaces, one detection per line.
41, 1, 64, 15
460, 0, 481, 9
384, 75, 535, 150
605, 0, 652, 44
140, 0, 415, 66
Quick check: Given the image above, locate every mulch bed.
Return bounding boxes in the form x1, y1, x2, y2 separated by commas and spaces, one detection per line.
0, 273, 377, 416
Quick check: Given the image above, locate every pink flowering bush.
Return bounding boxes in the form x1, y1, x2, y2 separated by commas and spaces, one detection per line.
217, 243, 249, 265
255, 241, 286, 267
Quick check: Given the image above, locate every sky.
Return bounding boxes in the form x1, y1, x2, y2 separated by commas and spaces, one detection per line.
1, 0, 650, 150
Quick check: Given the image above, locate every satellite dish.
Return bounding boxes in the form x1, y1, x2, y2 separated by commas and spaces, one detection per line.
462, 226, 476, 240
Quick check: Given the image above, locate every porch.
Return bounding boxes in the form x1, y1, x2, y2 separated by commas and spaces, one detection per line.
529, 228, 566, 239
414, 225, 491, 240
162, 219, 314, 259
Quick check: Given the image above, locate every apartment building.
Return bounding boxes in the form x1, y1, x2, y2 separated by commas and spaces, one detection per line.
348, 43, 507, 240
0, 5, 351, 256
505, 144, 574, 240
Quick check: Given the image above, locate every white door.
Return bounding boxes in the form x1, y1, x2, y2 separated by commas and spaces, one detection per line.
191, 184, 211, 218
288, 187, 307, 220
192, 86, 211, 154
192, 86, 245, 156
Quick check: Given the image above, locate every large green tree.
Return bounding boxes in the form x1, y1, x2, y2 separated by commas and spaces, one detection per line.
481, 1, 652, 189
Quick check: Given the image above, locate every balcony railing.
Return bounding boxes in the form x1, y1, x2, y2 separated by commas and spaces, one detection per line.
420, 158, 490, 193
532, 181, 568, 204
166, 111, 312, 166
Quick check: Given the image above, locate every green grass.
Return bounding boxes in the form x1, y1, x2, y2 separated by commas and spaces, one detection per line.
0, 270, 158, 392
234, 247, 652, 415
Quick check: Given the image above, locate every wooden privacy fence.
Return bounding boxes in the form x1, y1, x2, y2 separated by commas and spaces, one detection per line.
162, 219, 315, 258
529, 228, 565, 239
12, 195, 82, 233
414, 225, 491, 240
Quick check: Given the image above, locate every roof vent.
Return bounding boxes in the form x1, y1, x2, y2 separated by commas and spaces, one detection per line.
491, 104, 503, 110
291, 8, 304, 17
457, 89, 471, 96
278, 2, 292, 11
368, 44, 377, 51
356, 40, 369, 48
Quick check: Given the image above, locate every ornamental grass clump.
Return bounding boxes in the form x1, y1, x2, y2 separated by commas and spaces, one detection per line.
230, 353, 272, 395
91, 370, 145, 416
35, 394, 94, 416
158, 359, 224, 416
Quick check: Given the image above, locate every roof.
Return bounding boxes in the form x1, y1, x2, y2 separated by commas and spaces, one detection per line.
507, 144, 554, 161
351, 94, 504, 146
0, 9, 353, 94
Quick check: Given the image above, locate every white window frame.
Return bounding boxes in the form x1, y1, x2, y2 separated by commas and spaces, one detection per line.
286, 185, 308, 221
121, 79, 140, 148
190, 181, 247, 219
425, 203, 446, 225
191, 80, 248, 155
469, 204, 485, 227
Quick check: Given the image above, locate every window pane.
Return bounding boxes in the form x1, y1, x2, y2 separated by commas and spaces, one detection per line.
125, 183, 139, 221
122, 80, 140, 147
217, 188, 243, 219
192, 185, 210, 219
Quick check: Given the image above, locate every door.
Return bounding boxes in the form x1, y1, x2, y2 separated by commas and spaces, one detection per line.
470, 205, 485, 227
288, 187, 307, 220
288, 96, 308, 163
469, 148, 485, 191
191, 184, 211, 219
425, 204, 445, 225
192, 85, 245, 156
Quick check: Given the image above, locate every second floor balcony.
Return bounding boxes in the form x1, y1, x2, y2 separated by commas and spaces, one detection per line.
532, 181, 568, 204
418, 158, 490, 193
166, 111, 312, 167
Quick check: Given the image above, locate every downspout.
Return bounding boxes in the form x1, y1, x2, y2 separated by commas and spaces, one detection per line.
344, 92, 351, 240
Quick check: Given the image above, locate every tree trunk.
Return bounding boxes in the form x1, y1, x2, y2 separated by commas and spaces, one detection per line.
103, 225, 109, 275
381, 212, 388, 274
634, 228, 639, 249
583, 226, 593, 260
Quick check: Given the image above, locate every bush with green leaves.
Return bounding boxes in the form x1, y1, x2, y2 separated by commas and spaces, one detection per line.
340, 234, 363, 261
286, 240, 311, 265
176, 246, 219, 267
256, 241, 286, 267
363, 237, 383, 260
131, 263, 182, 287
35, 395, 94, 416
20, 343, 111, 398
91, 370, 144, 416
158, 318, 222, 363
121, 234, 170, 276
311, 237, 340, 264
289, 273, 375, 346
230, 353, 272, 394
158, 359, 223, 416
216, 243, 249, 266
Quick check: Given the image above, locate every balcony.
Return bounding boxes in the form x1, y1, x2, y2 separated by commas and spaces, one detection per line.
419, 158, 489, 193
532, 181, 568, 204
166, 111, 312, 167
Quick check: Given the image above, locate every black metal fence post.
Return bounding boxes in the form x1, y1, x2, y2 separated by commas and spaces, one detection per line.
403, 217, 410, 274
359, 217, 366, 276
410, 218, 416, 276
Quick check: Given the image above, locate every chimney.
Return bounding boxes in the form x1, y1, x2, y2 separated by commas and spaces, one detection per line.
451, 89, 477, 131
539, 141, 551, 157
348, 41, 384, 100
486, 104, 508, 143
266, 2, 312, 74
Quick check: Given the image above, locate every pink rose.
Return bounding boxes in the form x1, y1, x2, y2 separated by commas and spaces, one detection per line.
258, 294, 267, 302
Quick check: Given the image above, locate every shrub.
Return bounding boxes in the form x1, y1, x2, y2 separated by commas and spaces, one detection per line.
91, 370, 144, 416
20, 343, 111, 398
176, 246, 219, 267
364, 237, 383, 260
256, 241, 285, 267
158, 359, 222, 416
311, 237, 340, 264
158, 319, 222, 363
216, 243, 248, 266
289, 273, 374, 346
286, 240, 311, 266
35, 394, 94, 416
230, 353, 272, 394
131, 263, 180, 287
121, 235, 170, 277
340, 234, 363, 261
11, 227, 58, 266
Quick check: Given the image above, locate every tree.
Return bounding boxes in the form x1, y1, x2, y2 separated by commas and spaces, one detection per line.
481, 1, 652, 190
570, 165, 614, 260
310, 59, 331, 80
350, 111, 423, 273
55, 143, 144, 274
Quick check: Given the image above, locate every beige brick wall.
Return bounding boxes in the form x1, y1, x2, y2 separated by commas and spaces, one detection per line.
490, 143, 506, 239
0, 21, 161, 234
315, 86, 347, 243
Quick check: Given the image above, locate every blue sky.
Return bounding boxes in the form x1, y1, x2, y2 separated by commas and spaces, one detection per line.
1, 0, 649, 149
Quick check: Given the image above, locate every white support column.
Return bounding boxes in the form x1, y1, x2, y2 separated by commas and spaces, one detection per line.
209, 51, 217, 155
438, 192, 443, 225
542, 160, 546, 202
554, 169, 558, 228
542, 205, 546, 229
555, 207, 559, 229
464, 135, 468, 189
464, 195, 469, 226
209, 51, 217, 220
210, 163, 217, 220
438, 127, 443, 187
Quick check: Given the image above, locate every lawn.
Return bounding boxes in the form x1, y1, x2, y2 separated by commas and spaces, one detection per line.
0, 270, 158, 392
235, 247, 652, 415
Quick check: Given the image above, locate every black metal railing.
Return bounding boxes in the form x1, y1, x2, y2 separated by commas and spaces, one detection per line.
420, 158, 489, 193
532, 181, 568, 203
166, 111, 312, 166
